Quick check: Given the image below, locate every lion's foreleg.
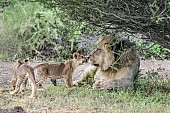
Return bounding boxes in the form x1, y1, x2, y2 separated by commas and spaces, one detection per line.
93, 79, 134, 90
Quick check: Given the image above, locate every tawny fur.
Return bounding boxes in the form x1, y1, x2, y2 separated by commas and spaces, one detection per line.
10, 59, 37, 98
34, 52, 86, 88
72, 35, 140, 89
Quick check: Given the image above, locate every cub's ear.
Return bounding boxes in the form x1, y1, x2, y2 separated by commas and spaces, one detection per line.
73, 52, 79, 59
17, 59, 29, 64
17, 59, 23, 64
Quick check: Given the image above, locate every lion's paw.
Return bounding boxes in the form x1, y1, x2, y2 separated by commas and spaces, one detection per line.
10, 91, 15, 95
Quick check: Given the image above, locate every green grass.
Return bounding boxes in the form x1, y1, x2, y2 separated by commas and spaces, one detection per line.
0, 72, 169, 113
39, 85, 170, 113
0, 53, 9, 61
0, 81, 169, 113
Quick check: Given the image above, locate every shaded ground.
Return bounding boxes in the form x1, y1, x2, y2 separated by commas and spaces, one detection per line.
140, 59, 170, 78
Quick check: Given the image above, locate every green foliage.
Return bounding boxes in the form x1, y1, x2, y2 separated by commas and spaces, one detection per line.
130, 35, 170, 60
149, 44, 169, 59
0, 1, 44, 60
0, 0, 85, 61
34, 0, 170, 49
138, 43, 169, 60
0, 53, 8, 61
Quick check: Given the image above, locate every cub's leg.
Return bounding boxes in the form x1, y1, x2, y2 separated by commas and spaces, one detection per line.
27, 73, 37, 98
20, 78, 28, 92
11, 78, 17, 90
27, 76, 36, 97
36, 75, 46, 88
35, 69, 47, 88
10, 76, 24, 95
63, 75, 73, 88
51, 79, 57, 86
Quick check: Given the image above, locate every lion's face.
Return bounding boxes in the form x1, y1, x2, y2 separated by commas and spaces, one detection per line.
88, 43, 115, 71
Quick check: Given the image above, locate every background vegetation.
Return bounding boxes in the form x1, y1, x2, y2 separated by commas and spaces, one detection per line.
0, 0, 169, 61
0, 0, 93, 61
0, 0, 169, 112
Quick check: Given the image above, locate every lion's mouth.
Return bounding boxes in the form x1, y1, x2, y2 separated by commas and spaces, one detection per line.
89, 59, 99, 67
79, 63, 84, 65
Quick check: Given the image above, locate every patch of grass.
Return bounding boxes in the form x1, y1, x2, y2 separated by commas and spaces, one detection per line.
0, 53, 8, 61
46, 86, 169, 112
0, 71, 169, 113
0, 80, 169, 113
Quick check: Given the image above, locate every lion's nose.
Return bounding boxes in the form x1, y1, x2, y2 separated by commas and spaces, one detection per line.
86, 54, 91, 58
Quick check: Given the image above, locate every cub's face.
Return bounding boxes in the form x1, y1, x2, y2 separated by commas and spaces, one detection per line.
73, 52, 87, 67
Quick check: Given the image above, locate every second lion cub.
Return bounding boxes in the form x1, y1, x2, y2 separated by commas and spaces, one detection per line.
35, 52, 86, 88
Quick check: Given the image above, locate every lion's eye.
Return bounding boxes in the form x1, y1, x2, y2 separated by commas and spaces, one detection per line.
96, 48, 101, 51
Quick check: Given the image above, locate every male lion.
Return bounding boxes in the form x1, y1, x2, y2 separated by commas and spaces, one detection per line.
10, 59, 37, 97
73, 35, 140, 90
89, 35, 140, 89
34, 52, 86, 88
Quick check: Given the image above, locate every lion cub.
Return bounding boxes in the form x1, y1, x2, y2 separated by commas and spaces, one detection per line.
10, 59, 37, 98
34, 52, 86, 88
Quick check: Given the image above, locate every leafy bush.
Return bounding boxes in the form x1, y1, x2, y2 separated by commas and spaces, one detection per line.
0, 1, 86, 61
128, 34, 170, 60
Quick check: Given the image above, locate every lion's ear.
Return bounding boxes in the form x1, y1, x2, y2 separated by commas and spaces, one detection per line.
73, 52, 79, 59
107, 46, 113, 51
